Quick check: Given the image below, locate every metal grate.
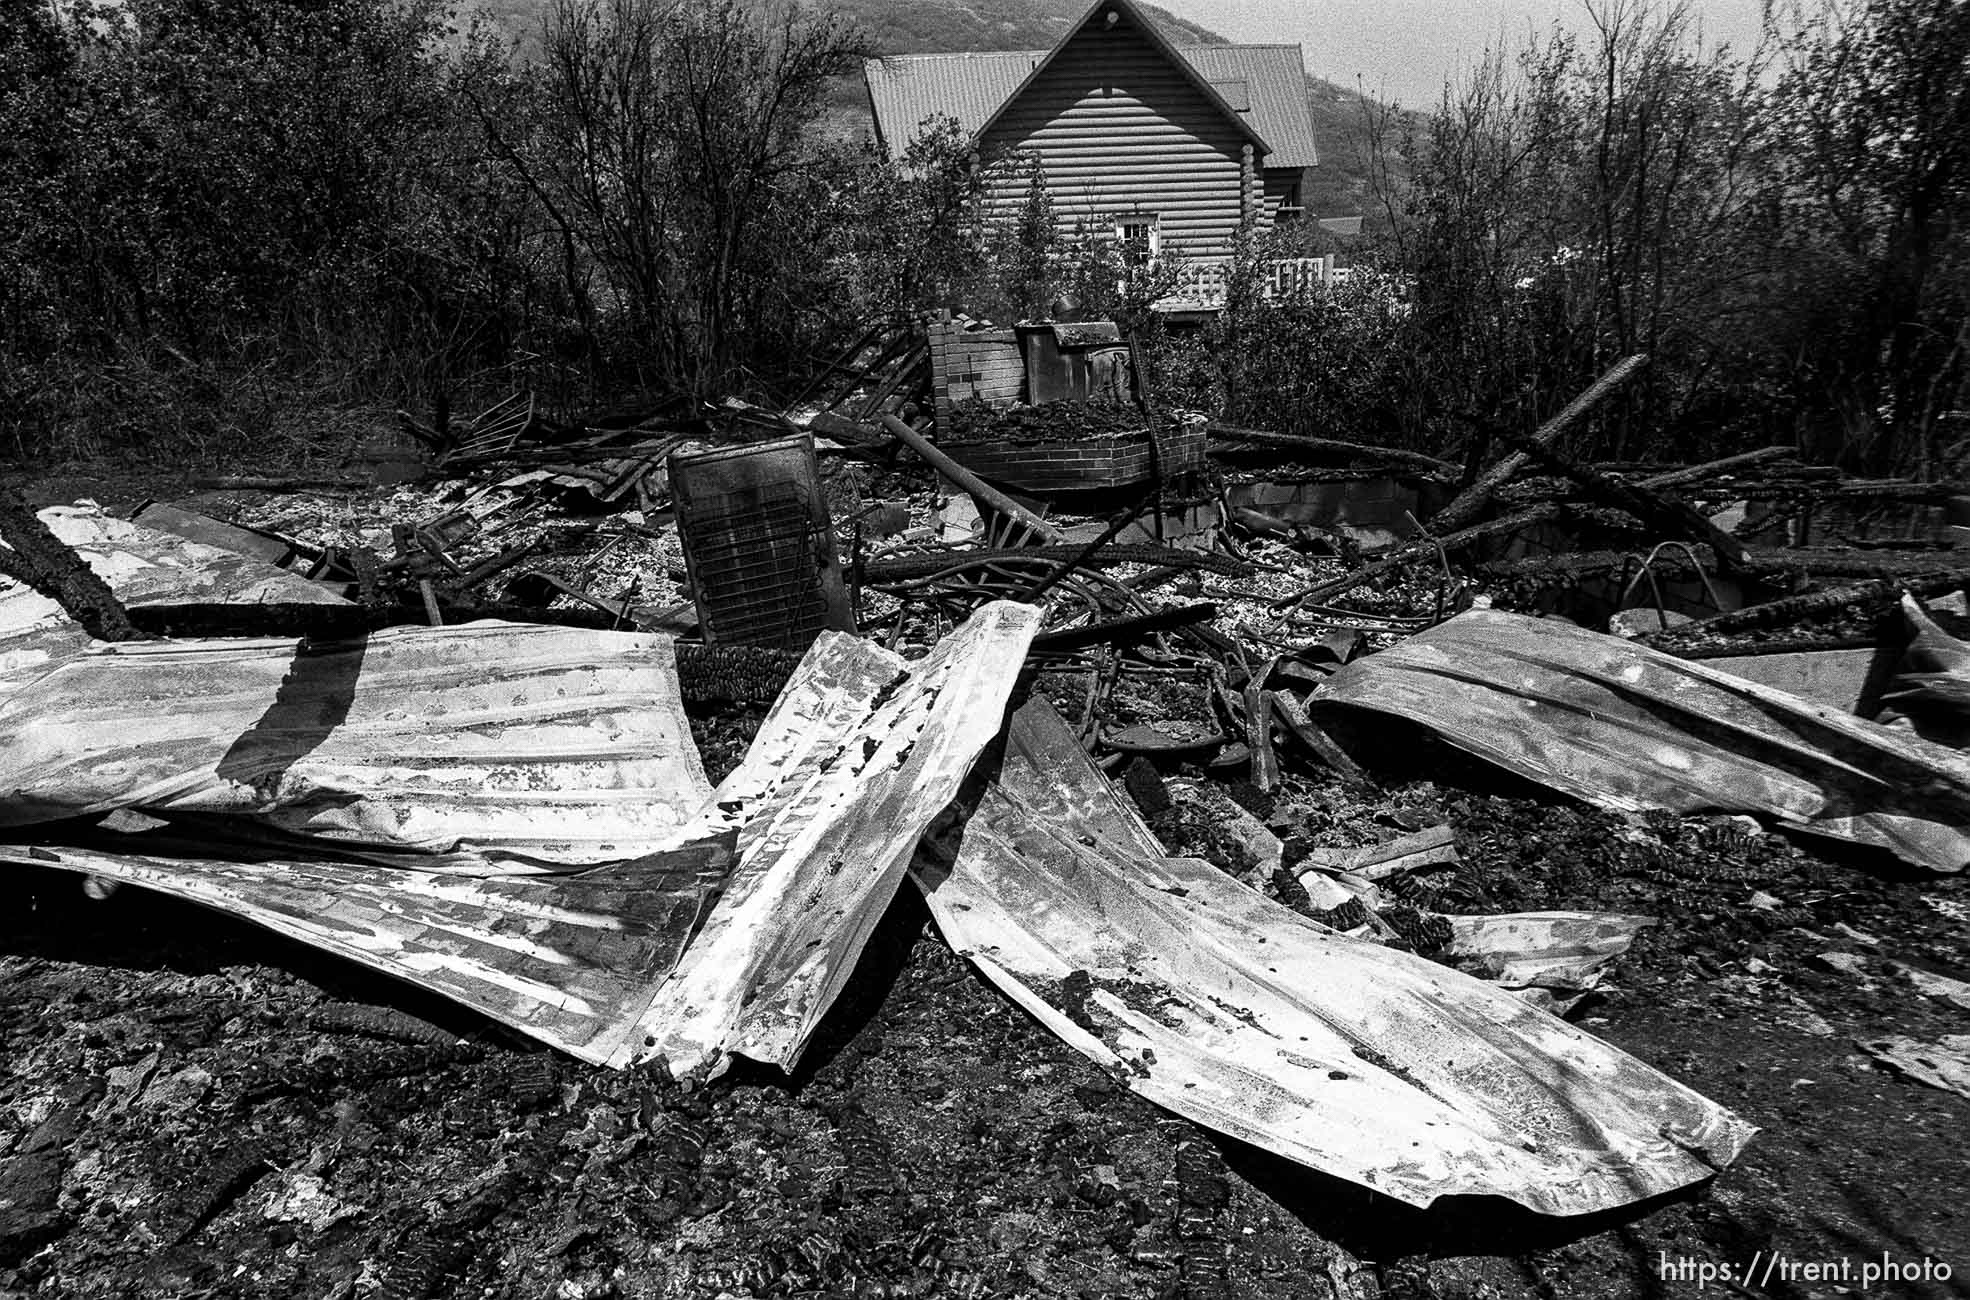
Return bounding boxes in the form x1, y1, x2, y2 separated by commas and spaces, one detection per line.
682, 487, 832, 649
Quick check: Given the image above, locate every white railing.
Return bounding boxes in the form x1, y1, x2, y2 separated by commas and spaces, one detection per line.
1158, 260, 1230, 308
1263, 256, 1347, 298
1153, 257, 1350, 311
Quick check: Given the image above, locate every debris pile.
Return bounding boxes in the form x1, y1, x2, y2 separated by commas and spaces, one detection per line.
3, 338, 1968, 1296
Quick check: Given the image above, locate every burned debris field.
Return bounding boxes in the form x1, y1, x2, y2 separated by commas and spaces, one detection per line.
5, 338, 1970, 1300
2, 798, 1965, 1300
6, 0, 1970, 1294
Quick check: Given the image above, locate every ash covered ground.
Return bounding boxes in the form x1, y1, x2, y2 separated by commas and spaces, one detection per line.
2, 466, 1967, 1299
3, 714, 1966, 1300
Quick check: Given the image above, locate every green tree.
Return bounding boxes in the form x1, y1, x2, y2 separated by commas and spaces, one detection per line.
491, 0, 871, 398
0, 0, 85, 450
1392, 2, 1782, 460
1768, 0, 1970, 472
1, 0, 537, 459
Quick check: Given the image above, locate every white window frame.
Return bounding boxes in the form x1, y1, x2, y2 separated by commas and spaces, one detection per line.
1114, 214, 1161, 267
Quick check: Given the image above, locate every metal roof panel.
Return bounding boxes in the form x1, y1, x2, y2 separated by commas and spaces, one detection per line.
1180, 44, 1320, 168
863, 51, 1039, 155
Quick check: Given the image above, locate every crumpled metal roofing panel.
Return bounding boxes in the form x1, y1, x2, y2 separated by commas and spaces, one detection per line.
1316, 609, 1970, 873
1, 601, 1040, 1073
4, 837, 733, 1064
0, 621, 714, 865
632, 600, 1042, 1074
913, 696, 1755, 1215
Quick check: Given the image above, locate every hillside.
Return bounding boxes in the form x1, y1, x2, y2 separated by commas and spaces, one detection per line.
830, 0, 1214, 50
473, 0, 1384, 217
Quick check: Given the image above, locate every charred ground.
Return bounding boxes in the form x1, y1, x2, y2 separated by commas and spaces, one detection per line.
2, 707, 1965, 1300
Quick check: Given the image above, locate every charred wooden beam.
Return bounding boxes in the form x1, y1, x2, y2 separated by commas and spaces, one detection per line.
1494, 426, 1748, 570
1272, 503, 1562, 610
1736, 549, 1970, 581
121, 600, 632, 641
1032, 603, 1217, 653
864, 543, 1247, 584
1431, 354, 1650, 534
1206, 423, 1458, 477
0, 483, 145, 642
191, 475, 368, 491
1640, 571, 1970, 648
1637, 446, 1796, 491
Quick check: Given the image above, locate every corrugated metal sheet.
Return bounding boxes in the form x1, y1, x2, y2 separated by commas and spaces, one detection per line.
1442, 912, 1660, 996
630, 600, 1042, 1073
9, 504, 350, 621
2, 601, 1041, 1071
1316, 610, 1970, 873
914, 697, 1755, 1216
0, 621, 713, 865
5, 837, 733, 1065
1, 504, 349, 698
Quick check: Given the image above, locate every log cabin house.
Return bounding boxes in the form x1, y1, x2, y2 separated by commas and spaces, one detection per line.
862, 0, 1327, 310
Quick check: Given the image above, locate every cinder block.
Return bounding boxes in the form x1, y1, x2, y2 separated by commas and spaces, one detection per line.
1253, 484, 1298, 508
1343, 501, 1399, 528
1303, 484, 1343, 513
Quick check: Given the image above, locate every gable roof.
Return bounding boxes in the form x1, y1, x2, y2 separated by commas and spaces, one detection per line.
863, 0, 1319, 169
972, 0, 1268, 156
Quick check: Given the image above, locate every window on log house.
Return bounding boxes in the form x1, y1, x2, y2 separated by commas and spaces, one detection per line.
1115, 215, 1160, 267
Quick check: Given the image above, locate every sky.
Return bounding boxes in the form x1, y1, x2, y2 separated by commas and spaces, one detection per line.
1151, 0, 1770, 106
